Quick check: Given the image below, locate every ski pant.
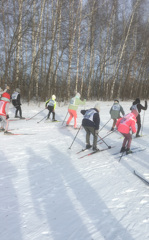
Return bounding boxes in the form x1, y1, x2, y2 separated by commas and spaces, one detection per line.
112, 119, 117, 128
122, 132, 132, 149
15, 105, 22, 118
66, 109, 77, 128
136, 114, 141, 135
0, 115, 9, 131
47, 106, 55, 120
83, 126, 97, 149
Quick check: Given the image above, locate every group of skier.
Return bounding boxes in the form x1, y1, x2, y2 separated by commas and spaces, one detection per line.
0, 85, 148, 154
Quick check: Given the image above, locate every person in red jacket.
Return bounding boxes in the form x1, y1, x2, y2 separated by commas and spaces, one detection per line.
116, 109, 138, 154
0, 92, 11, 134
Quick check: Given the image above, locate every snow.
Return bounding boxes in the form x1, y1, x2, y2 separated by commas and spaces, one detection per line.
0, 101, 149, 240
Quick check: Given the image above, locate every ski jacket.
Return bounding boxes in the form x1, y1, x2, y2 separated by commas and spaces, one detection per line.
0, 100, 10, 117
68, 95, 86, 111
130, 100, 147, 114
116, 112, 137, 134
45, 96, 56, 110
12, 91, 21, 107
81, 108, 100, 130
110, 103, 125, 119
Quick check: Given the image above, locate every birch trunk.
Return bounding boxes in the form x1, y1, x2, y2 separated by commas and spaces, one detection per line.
110, 0, 141, 100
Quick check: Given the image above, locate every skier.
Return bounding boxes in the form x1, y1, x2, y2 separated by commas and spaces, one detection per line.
81, 102, 100, 151
66, 92, 86, 129
130, 98, 147, 137
12, 88, 24, 119
116, 109, 138, 154
0, 92, 11, 134
109, 99, 125, 131
45, 95, 57, 121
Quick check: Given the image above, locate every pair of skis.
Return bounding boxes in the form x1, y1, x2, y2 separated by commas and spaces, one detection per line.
77, 146, 115, 159
116, 147, 146, 162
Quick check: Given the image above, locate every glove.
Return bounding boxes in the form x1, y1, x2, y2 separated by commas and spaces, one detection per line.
6, 114, 9, 119
95, 130, 99, 136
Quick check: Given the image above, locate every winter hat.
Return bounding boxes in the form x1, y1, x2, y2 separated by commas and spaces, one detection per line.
52, 95, 56, 100
135, 98, 140, 104
94, 102, 100, 112
1, 92, 10, 102
16, 88, 20, 93
76, 92, 80, 99
114, 99, 119, 103
132, 109, 138, 117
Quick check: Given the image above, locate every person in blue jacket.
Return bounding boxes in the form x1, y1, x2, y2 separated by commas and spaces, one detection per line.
81, 102, 100, 151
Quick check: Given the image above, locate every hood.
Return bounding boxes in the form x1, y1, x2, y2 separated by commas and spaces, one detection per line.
1, 92, 10, 102
75, 93, 80, 99
133, 98, 140, 105
52, 95, 56, 100
94, 102, 100, 112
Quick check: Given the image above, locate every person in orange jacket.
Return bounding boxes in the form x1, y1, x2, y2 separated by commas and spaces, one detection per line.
116, 109, 138, 154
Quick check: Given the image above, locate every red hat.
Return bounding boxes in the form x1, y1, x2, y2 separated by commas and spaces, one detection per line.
1, 92, 10, 102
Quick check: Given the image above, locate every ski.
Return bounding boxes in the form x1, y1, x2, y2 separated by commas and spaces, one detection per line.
112, 147, 138, 156
134, 170, 149, 185
4, 132, 35, 135
118, 148, 146, 161
9, 118, 26, 121
76, 148, 91, 154
45, 120, 61, 123
78, 146, 115, 159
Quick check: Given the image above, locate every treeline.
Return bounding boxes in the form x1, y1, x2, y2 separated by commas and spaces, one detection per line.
0, 0, 149, 102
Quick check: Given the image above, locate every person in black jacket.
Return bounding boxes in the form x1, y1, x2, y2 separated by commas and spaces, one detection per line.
130, 98, 147, 137
12, 88, 23, 118
81, 102, 100, 151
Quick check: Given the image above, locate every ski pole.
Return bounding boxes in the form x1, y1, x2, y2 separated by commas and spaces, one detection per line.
26, 109, 45, 121
68, 124, 82, 149
37, 114, 48, 123
98, 134, 111, 148
62, 111, 68, 126
97, 129, 117, 143
99, 118, 111, 132
141, 110, 145, 136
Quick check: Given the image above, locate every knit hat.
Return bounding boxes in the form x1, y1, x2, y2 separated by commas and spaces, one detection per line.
52, 95, 56, 100
94, 102, 100, 112
135, 98, 140, 104
132, 109, 138, 117
16, 88, 20, 93
1, 92, 10, 102
114, 99, 119, 103
76, 92, 80, 99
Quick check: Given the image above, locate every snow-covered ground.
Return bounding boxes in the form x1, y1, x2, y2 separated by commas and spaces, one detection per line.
0, 100, 149, 240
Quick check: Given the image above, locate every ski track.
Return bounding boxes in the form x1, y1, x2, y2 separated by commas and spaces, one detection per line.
0, 101, 149, 240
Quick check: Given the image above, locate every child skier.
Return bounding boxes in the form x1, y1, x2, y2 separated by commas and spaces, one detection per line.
130, 98, 147, 137
109, 99, 125, 131
12, 88, 24, 119
116, 109, 138, 154
66, 92, 86, 129
0, 92, 11, 134
45, 95, 57, 121
81, 102, 100, 151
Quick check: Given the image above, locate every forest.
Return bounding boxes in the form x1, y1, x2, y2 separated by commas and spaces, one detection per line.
0, 0, 149, 102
